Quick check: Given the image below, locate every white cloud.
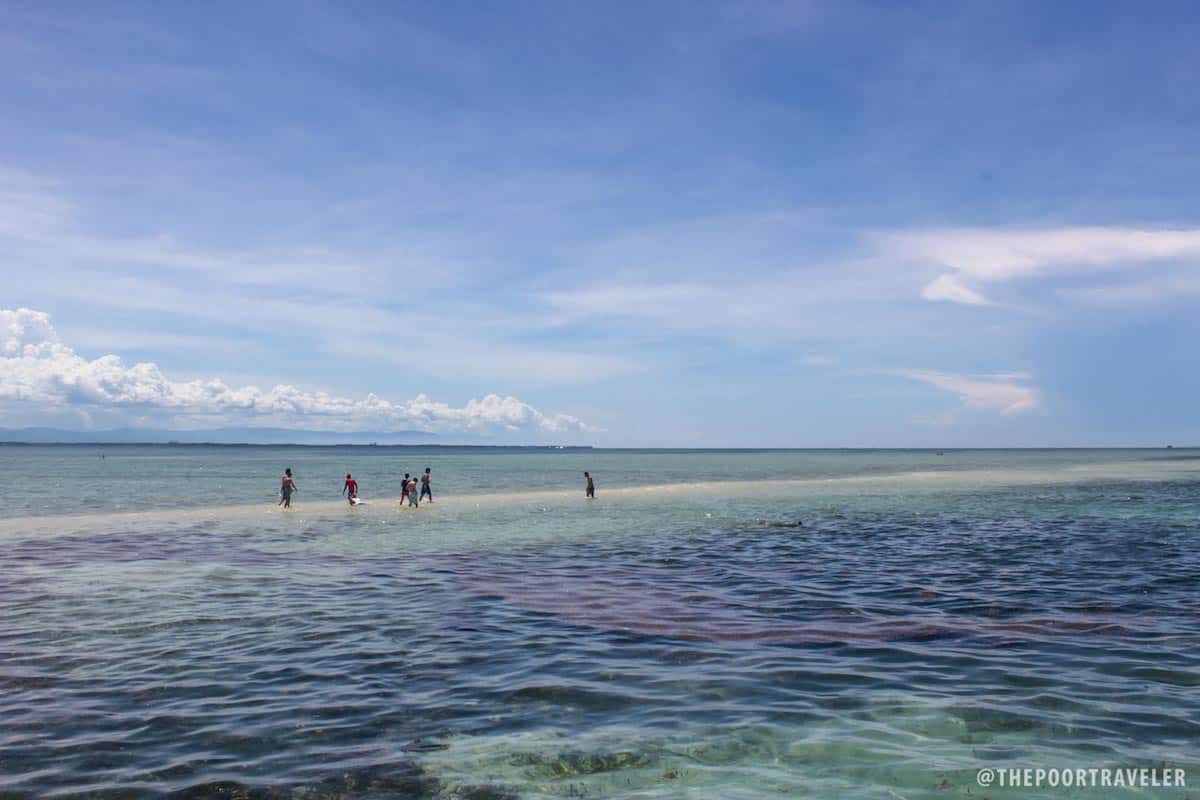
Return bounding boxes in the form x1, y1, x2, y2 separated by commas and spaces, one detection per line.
886, 227, 1200, 305
0, 167, 639, 386
0, 167, 72, 237
920, 273, 989, 305
540, 266, 919, 344
0, 308, 595, 434
901, 369, 1039, 415
1057, 270, 1200, 307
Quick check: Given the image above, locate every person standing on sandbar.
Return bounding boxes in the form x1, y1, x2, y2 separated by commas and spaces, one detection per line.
279, 468, 298, 508
584, 471, 595, 499
420, 468, 433, 503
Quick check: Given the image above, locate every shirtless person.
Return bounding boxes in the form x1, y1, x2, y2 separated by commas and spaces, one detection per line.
420, 468, 433, 503
401, 473, 411, 506
279, 468, 298, 508
584, 471, 595, 499
343, 473, 358, 506
407, 476, 420, 508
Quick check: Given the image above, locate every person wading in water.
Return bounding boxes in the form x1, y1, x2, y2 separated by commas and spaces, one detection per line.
279, 468, 298, 508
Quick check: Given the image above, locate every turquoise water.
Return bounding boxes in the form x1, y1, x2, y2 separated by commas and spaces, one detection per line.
2, 446, 1198, 798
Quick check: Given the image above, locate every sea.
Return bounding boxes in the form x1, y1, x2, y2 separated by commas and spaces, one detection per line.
1, 446, 1198, 799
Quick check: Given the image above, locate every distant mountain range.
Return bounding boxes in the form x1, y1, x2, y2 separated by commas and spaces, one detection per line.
0, 427, 443, 445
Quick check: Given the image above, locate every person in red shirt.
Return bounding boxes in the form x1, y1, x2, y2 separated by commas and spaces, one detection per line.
343, 473, 359, 506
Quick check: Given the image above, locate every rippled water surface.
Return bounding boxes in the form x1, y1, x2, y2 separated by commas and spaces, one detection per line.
2, 447, 1199, 798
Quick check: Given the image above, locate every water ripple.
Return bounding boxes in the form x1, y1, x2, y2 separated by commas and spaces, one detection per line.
1, 480, 1198, 798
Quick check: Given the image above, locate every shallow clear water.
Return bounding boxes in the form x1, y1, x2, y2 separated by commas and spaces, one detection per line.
2, 447, 1198, 798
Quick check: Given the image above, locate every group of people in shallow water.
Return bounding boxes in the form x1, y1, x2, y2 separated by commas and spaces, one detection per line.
397, 470, 433, 507
277, 467, 596, 509
276, 467, 433, 509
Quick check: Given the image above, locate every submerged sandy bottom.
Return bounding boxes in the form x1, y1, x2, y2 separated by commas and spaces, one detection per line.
2, 452, 1198, 798
3, 457, 1197, 541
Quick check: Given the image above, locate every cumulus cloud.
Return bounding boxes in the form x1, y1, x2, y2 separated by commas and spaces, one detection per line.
0, 308, 594, 435
901, 369, 1039, 415
887, 227, 1200, 305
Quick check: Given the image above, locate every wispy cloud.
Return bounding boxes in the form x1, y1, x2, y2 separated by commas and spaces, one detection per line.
919, 273, 989, 306
540, 264, 918, 345
1057, 271, 1200, 307
0, 167, 72, 237
0, 308, 595, 435
900, 369, 1039, 415
886, 227, 1200, 305
0, 168, 638, 386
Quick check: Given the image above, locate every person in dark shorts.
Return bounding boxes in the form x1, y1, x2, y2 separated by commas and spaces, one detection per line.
401, 473, 411, 505
279, 468, 297, 508
343, 473, 358, 506
584, 471, 595, 499
420, 468, 433, 502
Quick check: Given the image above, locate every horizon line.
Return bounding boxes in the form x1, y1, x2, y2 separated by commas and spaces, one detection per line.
0, 442, 1194, 451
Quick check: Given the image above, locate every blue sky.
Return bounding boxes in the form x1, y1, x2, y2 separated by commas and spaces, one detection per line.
2, 1, 1199, 445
